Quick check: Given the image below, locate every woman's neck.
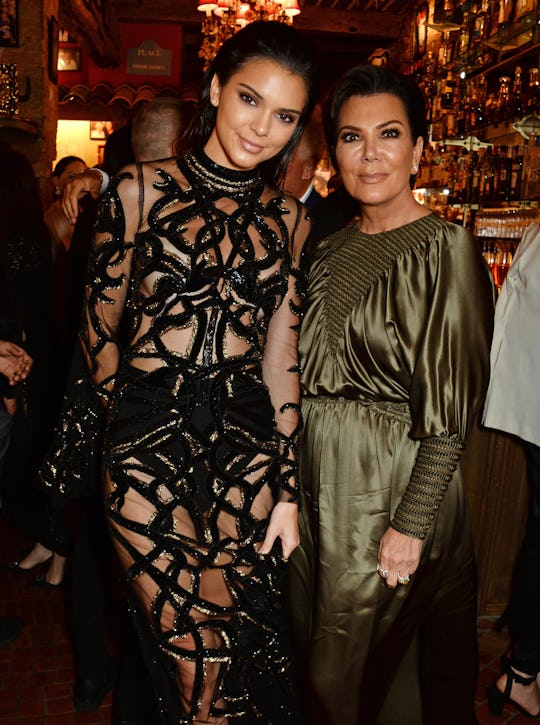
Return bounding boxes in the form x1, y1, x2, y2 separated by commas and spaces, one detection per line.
358, 197, 430, 235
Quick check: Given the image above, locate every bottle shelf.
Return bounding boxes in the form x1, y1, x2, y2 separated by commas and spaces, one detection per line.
482, 8, 539, 52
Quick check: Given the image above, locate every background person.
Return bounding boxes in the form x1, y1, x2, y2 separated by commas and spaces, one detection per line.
0, 147, 63, 587
44, 155, 87, 259
288, 65, 494, 725
0, 338, 32, 651
482, 223, 540, 719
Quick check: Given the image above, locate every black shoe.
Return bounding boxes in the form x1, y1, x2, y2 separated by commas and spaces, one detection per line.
487, 661, 540, 719
8, 554, 52, 573
73, 662, 117, 712
0, 617, 23, 647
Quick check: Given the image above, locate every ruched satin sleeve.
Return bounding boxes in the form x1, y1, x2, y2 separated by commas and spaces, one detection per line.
404, 222, 494, 441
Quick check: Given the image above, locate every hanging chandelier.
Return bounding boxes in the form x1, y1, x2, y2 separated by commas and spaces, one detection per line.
197, 0, 301, 69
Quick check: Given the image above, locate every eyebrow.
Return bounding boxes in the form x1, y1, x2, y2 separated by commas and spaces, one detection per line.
238, 82, 302, 116
339, 119, 405, 132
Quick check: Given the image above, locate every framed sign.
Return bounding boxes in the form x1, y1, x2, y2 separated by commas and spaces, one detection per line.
0, 0, 18, 47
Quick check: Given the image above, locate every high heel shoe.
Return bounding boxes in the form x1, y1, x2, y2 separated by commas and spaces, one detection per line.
487, 662, 540, 718
7, 553, 53, 574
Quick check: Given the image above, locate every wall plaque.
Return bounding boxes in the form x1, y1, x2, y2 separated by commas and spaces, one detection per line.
126, 40, 172, 77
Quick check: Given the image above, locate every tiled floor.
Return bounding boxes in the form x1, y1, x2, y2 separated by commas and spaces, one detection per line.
0, 512, 535, 724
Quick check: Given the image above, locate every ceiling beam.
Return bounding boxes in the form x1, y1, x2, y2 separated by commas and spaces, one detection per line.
59, 0, 122, 67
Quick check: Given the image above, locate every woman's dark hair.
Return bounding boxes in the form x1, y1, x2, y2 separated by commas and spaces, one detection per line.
0, 149, 46, 243
184, 20, 319, 189
51, 155, 86, 179
323, 65, 428, 169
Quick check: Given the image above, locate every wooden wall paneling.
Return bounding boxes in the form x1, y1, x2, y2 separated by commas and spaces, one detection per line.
463, 422, 529, 616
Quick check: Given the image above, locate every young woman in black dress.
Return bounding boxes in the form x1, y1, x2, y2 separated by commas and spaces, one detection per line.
77, 21, 318, 725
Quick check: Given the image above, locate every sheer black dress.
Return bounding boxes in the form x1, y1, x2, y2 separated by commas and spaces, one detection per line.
80, 149, 309, 724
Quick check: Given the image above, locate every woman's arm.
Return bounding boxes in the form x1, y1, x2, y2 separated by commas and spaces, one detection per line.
378, 224, 494, 588
79, 167, 140, 409
258, 199, 310, 558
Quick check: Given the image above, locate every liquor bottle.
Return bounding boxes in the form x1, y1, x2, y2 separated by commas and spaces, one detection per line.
510, 66, 524, 120
481, 0, 493, 40
478, 148, 491, 200
441, 71, 455, 110
488, 0, 501, 36
485, 147, 497, 200
512, 0, 535, 21
454, 76, 466, 138
522, 136, 540, 199
458, 12, 471, 55
495, 75, 511, 123
526, 67, 540, 114
465, 79, 478, 132
485, 91, 498, 125
468, 151, 481, 203
496, 145, 512, 200
491, 144, 502, 199
472, 1, 489, 46
509, 144, 524, 200
498, 0, 516, 29
475, 75, 488, 128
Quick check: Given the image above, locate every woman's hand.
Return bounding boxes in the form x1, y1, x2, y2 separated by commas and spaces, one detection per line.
0, 341, 32, 385
377, 527, 422, 589
258, 501, 300, 561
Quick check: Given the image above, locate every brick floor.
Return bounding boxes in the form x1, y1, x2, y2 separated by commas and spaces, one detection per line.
0, 513, 535, 724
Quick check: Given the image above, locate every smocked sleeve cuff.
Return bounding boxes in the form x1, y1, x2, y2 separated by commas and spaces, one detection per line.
390, 434, 464, 540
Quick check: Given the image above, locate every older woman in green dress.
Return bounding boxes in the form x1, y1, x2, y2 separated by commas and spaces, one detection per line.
289, 66, 494, 724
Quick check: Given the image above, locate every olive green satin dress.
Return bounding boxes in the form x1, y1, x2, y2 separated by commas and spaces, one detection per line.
289, 214, 494, 725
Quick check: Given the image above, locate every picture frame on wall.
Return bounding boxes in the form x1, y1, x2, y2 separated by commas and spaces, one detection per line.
89, 121, 116, 140
0, 0, 18, 47
57, 46, 81, 72
413, 2, 429, 59
48, 16, 60, 84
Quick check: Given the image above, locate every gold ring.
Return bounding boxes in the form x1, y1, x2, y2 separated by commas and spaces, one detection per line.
377, 564, 390, 579
397, 574, 410, 585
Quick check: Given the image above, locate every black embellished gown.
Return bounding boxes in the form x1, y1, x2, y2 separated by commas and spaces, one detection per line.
80, 149, 309, 724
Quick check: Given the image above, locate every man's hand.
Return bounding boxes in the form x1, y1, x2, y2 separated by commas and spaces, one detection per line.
62, 168, 103, 224
0, 341, 32, 385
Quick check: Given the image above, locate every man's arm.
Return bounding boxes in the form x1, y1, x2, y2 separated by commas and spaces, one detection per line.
62, 168, 109, 224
